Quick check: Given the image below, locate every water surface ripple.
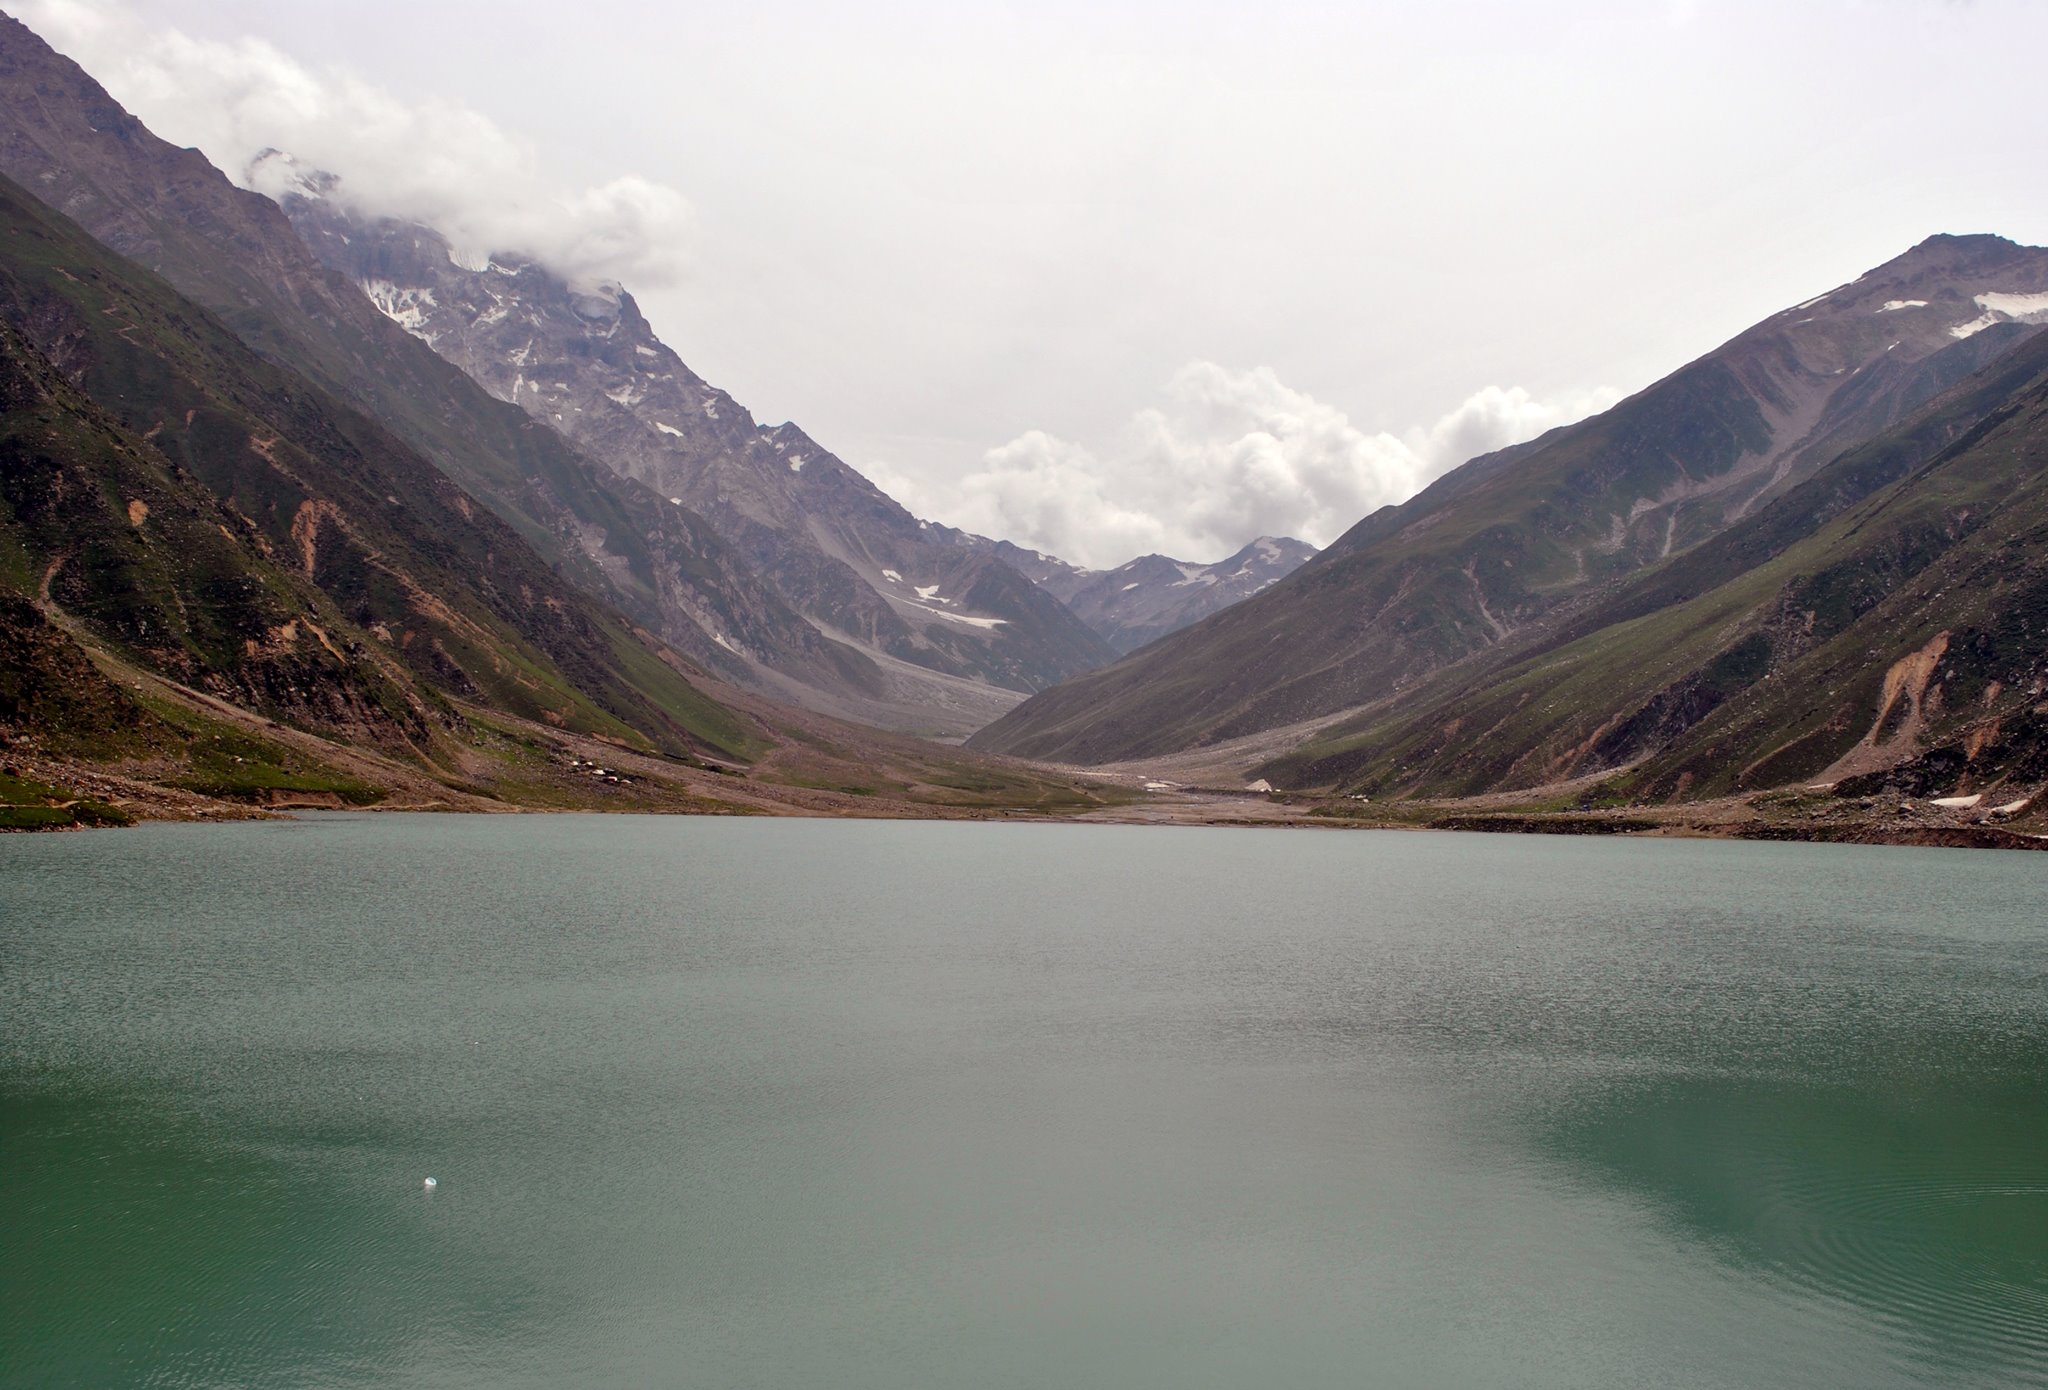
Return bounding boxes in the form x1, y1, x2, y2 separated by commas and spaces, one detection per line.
4, 816, 2045, 1387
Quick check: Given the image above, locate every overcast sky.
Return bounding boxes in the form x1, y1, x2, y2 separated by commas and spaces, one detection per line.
20, 0, 2048, 566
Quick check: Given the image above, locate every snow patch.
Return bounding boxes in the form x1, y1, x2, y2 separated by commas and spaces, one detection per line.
654, 422, 685, 438
1976, 290, 2048, 320
911, 605, 1006, 629
1931, 794, 1983, 809
915, 585, 943, 602
604, 385, 640, 407
361, 279, 437, 337
668, 497, 683, 505
1121, 582, 1142, 591
1950, 291, 2048, 340
788, 455, 807, 473
1876, 300, 1927, 313
881, 570, 902, 583
635, 345, 658, 357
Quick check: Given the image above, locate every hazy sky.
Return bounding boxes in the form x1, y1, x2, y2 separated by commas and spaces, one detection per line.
20, 0, 2048, 565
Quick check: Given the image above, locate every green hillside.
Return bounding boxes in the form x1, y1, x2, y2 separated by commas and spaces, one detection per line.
0, 170, 761, 772
1268, 326, 2048, 806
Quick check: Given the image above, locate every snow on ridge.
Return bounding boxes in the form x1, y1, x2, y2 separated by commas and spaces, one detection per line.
1876, 299, 1928, 313
1976, 290, 2048, 320
1950, 291, 2048, 340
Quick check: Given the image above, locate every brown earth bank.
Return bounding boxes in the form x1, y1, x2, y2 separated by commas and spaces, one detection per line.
6, 587, 2038, 849
9, 687, 2044, 852
1054, 780, 2048, 851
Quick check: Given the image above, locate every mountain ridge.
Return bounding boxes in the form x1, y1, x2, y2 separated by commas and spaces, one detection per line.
274, 181, 1117, 728
971, 233, 2048, 765
0, 12, 890, 715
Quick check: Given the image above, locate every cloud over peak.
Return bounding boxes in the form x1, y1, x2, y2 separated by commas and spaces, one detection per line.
13, 0, 693, 291
866, 365, 1620, 570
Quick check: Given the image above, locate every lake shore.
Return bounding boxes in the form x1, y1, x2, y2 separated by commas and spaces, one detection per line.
7, 740, 2043, 852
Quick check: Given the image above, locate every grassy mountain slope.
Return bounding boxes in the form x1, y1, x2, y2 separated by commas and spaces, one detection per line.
0, 168, 761, 769
1267, 325, 2048, 804
0, 12, 867, 701
972, 237, 2048, 764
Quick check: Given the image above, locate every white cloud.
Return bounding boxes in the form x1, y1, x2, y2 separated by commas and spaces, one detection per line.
865, 366, 1620, 569
12, 0, 693, 290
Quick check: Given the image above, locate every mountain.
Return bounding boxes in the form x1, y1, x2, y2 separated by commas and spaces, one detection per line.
0, 165, 760, 781
0, 12, 899, 727
952, 535, 1317, 655
1267, 321, 2048, 807
0, 161, 1145, 825
271, 179, 1117, 726
972, 236, 2048, 765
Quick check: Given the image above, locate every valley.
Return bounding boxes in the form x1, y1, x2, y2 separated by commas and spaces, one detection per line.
1, 9, 2045, 850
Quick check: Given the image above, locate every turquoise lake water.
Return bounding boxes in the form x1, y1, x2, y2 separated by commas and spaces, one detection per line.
4, 814, 2045, 1387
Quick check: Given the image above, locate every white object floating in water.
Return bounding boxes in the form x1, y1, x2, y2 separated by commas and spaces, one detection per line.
423, 1176, 439, 1190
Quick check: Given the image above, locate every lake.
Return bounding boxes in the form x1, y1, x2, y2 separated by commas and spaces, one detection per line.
4, 815, 2045, 1387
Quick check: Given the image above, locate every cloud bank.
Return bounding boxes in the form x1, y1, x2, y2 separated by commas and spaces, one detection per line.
13, 0, 692, 289
866, 366, 1621, 570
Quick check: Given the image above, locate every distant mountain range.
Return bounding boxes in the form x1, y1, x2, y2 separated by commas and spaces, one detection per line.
272, 172, 1318, 716
962, 535, 1319, 656
975, 235, 2048, 765
274, 171, 1129, 732
5, 5, 2044, 827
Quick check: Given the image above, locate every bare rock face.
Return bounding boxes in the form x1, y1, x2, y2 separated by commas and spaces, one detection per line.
279, 184, 1116, 706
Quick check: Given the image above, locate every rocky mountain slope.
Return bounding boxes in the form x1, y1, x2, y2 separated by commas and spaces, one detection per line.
949, 534, 1317, 655
0, 164, 1143, 826
0, 13, 900, 724
274, 181, 1115, 723
0, 167, 760, 783
1267, 321, 2048, 810
973, 235, 2048, 765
